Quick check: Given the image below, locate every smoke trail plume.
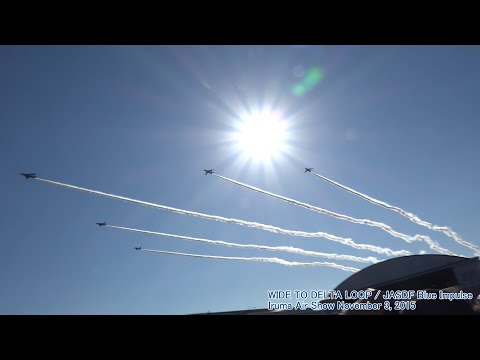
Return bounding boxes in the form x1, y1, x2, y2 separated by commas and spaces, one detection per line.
310, 171, 479, 254
140, 248, 360, 272
213, 174, 456, 256
107, 224, 379, 264
34, 177, 409, 256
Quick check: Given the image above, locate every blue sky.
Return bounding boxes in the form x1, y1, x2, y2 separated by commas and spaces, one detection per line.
1, 45, 480, 314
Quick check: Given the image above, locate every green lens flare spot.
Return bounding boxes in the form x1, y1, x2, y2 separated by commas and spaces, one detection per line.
304, 67, 324, 87
293, 84, 306, 96
291, 66, 324, 96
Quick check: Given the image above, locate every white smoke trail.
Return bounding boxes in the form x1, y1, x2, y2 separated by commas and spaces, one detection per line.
310, 171, 479, 254
213, 174, 456, 256
140, 248, 360, 272
34, 177, 409, 257
107, 224, 379, 264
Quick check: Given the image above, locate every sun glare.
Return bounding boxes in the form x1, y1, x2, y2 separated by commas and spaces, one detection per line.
234, 110, 288, 161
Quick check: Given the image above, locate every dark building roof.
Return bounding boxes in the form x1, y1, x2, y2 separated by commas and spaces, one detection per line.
335, 254, 475, 293
194, 308, 318, 315
192, 255, 480, 315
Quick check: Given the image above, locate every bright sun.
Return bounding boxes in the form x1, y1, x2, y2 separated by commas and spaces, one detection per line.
234, 110, 288, 161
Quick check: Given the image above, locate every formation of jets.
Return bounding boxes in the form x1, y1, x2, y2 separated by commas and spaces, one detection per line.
20, 169, 312, 179
20, 169, 313, 255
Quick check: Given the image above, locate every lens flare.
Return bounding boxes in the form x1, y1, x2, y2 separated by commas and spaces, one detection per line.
292, 66, 324, 96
